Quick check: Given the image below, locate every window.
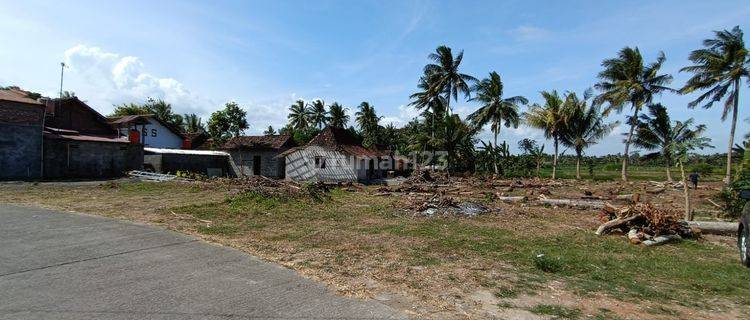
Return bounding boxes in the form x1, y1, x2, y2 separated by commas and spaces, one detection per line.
314, 156, 326, 169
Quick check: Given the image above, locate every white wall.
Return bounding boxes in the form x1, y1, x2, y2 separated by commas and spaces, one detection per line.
117, 118, 183, 149
285, 146, 358, 182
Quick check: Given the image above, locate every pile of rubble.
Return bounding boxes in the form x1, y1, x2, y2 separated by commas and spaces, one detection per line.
409, 193, 490, 217
595, 202, 694, 246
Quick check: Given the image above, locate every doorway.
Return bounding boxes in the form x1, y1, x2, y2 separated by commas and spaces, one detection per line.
253, 155, 261, 175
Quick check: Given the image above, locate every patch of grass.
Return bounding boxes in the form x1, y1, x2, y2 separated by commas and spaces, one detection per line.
533, 253, 565, 273
494, 287, 517, 299
642, 305, 681, 317
529, 304, 581, 319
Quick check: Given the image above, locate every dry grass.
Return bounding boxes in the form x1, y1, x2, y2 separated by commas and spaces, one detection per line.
1, 178, 748, 319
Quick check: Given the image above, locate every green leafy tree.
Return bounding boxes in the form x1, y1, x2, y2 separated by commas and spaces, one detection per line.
467, 71, 527, 174
288, 99, 310, 129
223, 101, 249, 137
680, 26, 749, 184
207, 110, 230, 146
328, 102, 349, 128
111, 103, 149, 116
523, 90, 569, 179
207, 102, 248, 146
308, 99, 328, 129
560, 92, 618, 179
632, 104, 705, 182
593, 47, 675, 181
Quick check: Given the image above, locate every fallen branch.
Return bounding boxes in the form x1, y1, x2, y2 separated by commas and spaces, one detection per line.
595, 213, 644, 235
615, 193, 640, 203
706, 198, 724, 210
643, 235, 681, 247
495, 195, 527, 203
538, 198, 605, 209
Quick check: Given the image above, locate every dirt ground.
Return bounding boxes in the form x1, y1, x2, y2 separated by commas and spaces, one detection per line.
1, 176, 747, 319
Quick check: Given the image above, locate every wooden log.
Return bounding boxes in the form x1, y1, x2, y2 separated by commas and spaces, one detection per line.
686, 221, 738, 236
538, 198, 606, 209
646, 187, 665, 194
615, 193, 640, 203
595, 214, 644, 235
495, 195, 528, 203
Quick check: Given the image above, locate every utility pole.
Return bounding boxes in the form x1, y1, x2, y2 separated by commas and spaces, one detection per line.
59, 62, 66, 99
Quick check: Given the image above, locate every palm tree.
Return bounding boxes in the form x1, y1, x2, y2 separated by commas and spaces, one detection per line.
594, 47, 675, 181
561, 92, 618, 179
632, 104, 703, 182
183, 114, 204, 133
467, 71, 528, 173
423, 45, 477, 115
308, 99, 328, 129
680, 26, 749, 184
288, 99, 310, 129
145, 98, 175, 124
670, 133, 713, 220
530, 144, 546, 178
523, 90, 568, 179
355, 102, 381, 147
443, 114, 478, 172
263, 125, 276, 135
328, 102, 349, 128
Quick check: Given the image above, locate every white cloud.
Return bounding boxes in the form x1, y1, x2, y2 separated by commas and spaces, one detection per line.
63, 45, 213, 116
380, 104, 421, 127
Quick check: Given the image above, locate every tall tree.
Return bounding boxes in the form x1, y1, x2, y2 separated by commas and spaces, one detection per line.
423, 45, 477, 116
523, 90, 568, 179
223, 102, 249, 137
207, 102, 248, 146
680, 26, 749, 184
308, 99, 328, 129
288, 99, 310, 130
594, 47, 675, 181
263, 125, 276, 136
111, 103, 149, 116
144, 98, 177, 124
355, 102, 381, 148
633, 104, 707, 182
561, 92, 618, 179
183, 114, 205, 133
328, 102, 349, 128
467, 71, 527, 174
670, 133, 713, 220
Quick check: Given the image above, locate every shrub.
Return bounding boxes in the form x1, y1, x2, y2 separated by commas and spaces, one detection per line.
533, 253, 564, 273
602, 163, 620, 171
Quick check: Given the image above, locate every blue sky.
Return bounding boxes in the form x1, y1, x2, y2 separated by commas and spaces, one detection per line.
1, 0, 749, 155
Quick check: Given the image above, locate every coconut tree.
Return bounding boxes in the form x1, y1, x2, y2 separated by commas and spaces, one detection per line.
670, 133, 713, 220
523, 90, 568, 179
308, 99, 328, 129
183, 114, 205, 133
263, 125, 276, 136
355, 102, 381, 147
632, 104, 705, 182
561, 92, 618, 179
594, 47, 675, 181
423, 45, 477, 115
467, 71, 528, 173
111, 103, 149, 116
328, 102, 349, 128
680, 26, 749, 184
288, 99, 310, 130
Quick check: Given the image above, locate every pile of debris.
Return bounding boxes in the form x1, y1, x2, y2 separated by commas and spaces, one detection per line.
595, 202, 694, 246
400, 192, 491, 217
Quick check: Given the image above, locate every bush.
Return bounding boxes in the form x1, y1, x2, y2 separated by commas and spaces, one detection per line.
602, 163, 620, 171
689, 163, 713, 176
533, 253, 564, 273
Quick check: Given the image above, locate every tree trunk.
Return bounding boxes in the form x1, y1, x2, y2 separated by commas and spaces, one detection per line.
493, 127, 499, 175
725, 79, 740, 185
679, 160, 692, 221
575, 152, 581, 180
536, 161, 541, 178
621, 106, 639, 182
664, 153, 673, 182
552, 137, 559, 180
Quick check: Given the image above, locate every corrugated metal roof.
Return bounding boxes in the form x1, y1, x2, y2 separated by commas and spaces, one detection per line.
144, 147, 229, 156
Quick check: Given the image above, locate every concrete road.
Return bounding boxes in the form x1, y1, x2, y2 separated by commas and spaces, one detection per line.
0, 205, 405, 320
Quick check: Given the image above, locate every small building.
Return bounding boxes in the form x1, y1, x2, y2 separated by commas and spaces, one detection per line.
0, 88, 45, 180
143, 147, 231, 177
108, 114, 186, 149
42, 97, 143, 179
222, 135, 296, 178
281, 127, 388, 183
